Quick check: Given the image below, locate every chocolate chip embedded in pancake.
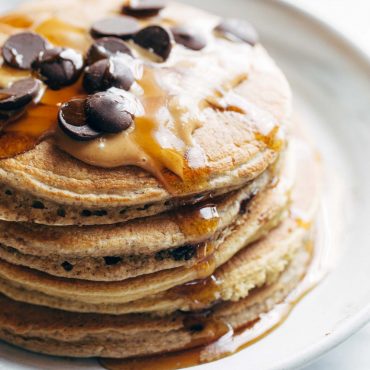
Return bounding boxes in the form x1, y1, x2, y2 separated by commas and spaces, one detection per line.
0, 248, 309, 358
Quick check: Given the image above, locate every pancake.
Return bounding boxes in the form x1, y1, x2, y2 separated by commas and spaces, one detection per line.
0, 1, 291, 226
0, 147, 293, 281
0, 246, 310, 359
0, 0, 322, 364
0, 134, 319, 314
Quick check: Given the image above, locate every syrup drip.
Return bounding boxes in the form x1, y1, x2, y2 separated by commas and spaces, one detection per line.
175, 204, 220, 239
35, 18, 91, 53
0, 14, 34, 29
169, 272, 221, 310
100, 198, 334, 370
100, 239, 322, 370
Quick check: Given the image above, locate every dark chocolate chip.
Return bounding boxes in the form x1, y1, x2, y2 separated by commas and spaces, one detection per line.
91, 16, 140, 40
171, 245, 196, 261
214, 18, 258, 46
81, 210, 93, 217
58, 98, 102, 141
188, 323, 204, 332
93, 210, 108, 217
85, 91, 134, 134
133, 25, 172, 61
32, 200, 45, 209
4, 189, 12, 196
171, 26, 207, 51
0, 78, 42, 110
2, 32, 49, 70
62, 261, 74, 272
155, 250, 168, 261
239, 197, 251, 215
86, 37, 133, 65
123, 0, 167, 17
104, 256, 123, 265
57, 208, 66, 217
32, 48, 84, 90
83, 57, 134, 94
0, 107, 27, 126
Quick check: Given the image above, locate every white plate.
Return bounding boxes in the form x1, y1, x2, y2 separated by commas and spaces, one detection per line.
0, 1, 369, 369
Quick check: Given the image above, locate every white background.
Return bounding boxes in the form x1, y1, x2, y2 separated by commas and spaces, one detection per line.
0, 0, 369, 369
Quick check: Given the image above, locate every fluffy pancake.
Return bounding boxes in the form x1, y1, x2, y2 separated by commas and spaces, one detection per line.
0, 0, 322, 363
0, 148, 293, 281
0, 246, 310, 358
0, 134, 320, 314
0, 1, 291, 226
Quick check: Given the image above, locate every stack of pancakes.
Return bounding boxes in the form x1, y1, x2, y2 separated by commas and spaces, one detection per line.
0, 0, 320, 361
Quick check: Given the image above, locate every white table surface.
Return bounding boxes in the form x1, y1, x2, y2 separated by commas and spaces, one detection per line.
0, 1, 369, 369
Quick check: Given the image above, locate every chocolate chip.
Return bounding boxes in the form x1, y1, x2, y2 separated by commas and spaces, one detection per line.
62, 261, 74, 272
86, 37, 133, 65
171, 26, 207, 51
104, 256, 122, 265
0, 107, 26, 126
81, 210, 93, 217
0, 78, 42, 110
91, 16, 140, 40
4, 189, 12, 196
57, 208, 66, 217
123, 0, 167, 17
58, 98, 102, 141
214, 18, 258, 46
188, 323, 204, 332
83, 57, 134, 94
133, 25, 172, 61
93, 210, 108, 216
32, 48, 84, 90
171, 245, 196, 261
2, 32, 49, 70
85, 91, 134, 134
32, 200, 45, 209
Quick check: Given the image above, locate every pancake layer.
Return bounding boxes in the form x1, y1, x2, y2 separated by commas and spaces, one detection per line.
0, 0, 291, 226
0, 0, 322, 363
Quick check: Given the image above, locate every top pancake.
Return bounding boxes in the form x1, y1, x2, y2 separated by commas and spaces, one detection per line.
0, 0, 291, 226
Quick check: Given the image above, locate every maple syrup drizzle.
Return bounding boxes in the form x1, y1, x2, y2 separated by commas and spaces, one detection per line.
100, 191, 334, 370
175, 204, 220, 239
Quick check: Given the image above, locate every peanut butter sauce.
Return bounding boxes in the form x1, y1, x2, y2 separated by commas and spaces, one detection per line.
0, 2, 282, 190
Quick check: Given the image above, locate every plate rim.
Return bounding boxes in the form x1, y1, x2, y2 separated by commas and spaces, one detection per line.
255, 1, 370, 369
0, 1, 369, 369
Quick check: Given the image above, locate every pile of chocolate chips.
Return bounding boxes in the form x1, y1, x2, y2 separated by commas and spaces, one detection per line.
2, 32, 85, 89
59, 0, 258, 141
0, 31, 85, 125
0, 0, 259, 140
